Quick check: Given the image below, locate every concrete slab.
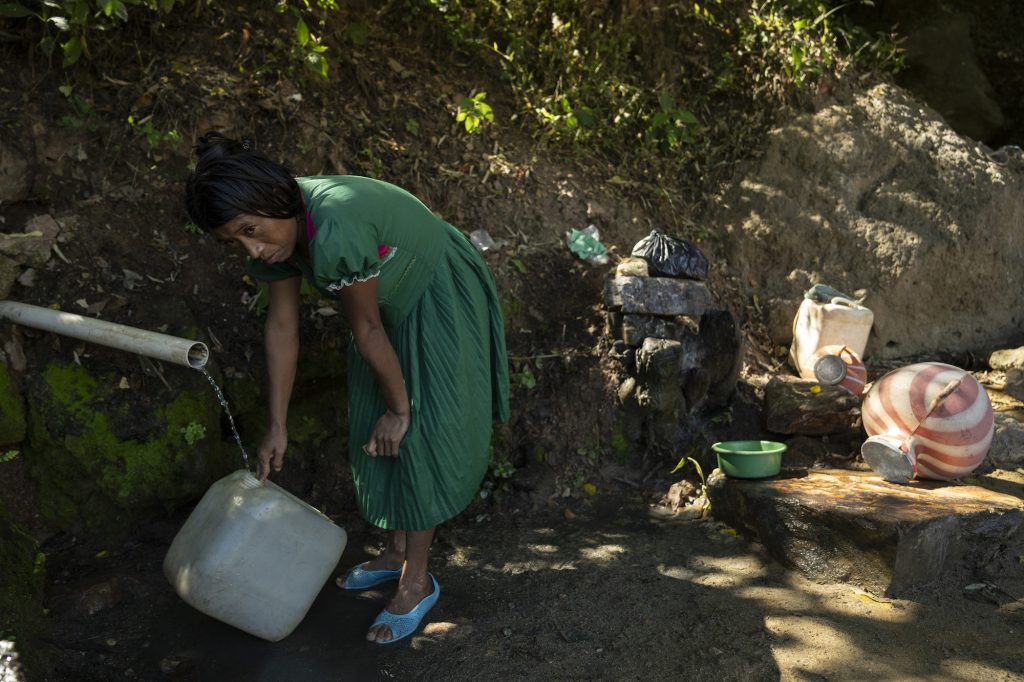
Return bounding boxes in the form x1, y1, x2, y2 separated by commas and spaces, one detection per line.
707, 468, 1024, 597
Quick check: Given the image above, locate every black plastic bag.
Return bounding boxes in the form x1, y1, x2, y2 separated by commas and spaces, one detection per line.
630, 230, 708, 280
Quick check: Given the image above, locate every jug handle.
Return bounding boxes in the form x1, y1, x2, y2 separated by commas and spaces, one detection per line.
907, 378, 963, 438
828, 296, 861, 308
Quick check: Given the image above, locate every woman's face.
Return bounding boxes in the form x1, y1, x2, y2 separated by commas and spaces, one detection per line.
212, 214, 298, 265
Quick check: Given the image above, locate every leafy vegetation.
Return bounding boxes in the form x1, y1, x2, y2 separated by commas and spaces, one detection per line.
456, 91, 494, 133
275, 0, 337, 78
0, 0, 182, 67
0, 0, 340, 77
416, 0, 901, 156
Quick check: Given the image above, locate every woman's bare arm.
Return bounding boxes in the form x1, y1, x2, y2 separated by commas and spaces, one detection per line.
257, 275, 301, 480
338, 277, 410, 457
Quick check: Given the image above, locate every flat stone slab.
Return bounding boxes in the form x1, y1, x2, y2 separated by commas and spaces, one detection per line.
708, 468, 1024, 598
603, 276, 711, 316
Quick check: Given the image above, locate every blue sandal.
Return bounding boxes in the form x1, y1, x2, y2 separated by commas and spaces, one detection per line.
369, 574, 440, 644
337, 562, 402, 591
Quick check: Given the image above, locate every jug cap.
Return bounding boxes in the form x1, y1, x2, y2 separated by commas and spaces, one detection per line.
813, 354, 848, 386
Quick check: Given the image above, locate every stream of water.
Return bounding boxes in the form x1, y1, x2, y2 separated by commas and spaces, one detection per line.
200, 368, 252, 472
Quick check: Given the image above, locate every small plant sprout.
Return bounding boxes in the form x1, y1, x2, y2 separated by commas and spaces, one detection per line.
456, 92, 494, 134
181, 422, 206, 446
670, 454, 710, 511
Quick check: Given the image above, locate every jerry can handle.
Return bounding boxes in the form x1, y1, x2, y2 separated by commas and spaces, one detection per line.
829, 296, 861, 308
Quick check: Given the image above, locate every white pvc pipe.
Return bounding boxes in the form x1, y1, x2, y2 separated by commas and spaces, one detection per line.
0, 300, 209, 370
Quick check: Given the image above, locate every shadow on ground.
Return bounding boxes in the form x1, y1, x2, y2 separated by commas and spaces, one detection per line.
40, 493, 1024, 681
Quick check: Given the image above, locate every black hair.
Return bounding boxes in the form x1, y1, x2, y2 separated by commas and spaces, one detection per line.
184, 132, 303, 232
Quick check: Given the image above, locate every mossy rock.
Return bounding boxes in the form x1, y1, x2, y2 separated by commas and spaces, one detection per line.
0, 362, 26, 445
25, 362, 237, 540
226, 345, 347, 453
0, 500, 48, 678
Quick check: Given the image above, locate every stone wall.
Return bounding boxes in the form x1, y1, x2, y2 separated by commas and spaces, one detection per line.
603, 257, 742, 453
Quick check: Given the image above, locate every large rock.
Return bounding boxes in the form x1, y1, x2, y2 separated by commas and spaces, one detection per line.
603, 276, 711, 317
990, 347, 1024, 371
708, 469, 1024, 597
989, 412, 1024, 471
25, 362, 236, 540
0, 214, 59, 267
707, 83, 1024, 360
621, 314, 698, 347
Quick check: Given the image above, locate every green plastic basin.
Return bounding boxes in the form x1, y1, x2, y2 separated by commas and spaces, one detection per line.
712, 440, 786, 479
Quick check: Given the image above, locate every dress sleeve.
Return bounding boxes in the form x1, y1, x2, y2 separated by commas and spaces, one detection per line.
245, 258, 301, 282
312, 216, 386, 293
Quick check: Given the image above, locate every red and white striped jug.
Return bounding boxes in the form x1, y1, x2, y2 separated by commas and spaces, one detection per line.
800, 344, 867, 396
861, 362, 994, 483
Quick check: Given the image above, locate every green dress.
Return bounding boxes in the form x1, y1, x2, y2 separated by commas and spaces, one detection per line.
248, 176, 510, 530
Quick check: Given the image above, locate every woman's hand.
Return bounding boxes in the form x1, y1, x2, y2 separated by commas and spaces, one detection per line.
364, 410, 410, 458
257, 424, 288, 482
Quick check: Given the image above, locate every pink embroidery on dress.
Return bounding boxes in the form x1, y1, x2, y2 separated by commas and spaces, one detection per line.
378, 244, 390, 259
305, 211, 316, 241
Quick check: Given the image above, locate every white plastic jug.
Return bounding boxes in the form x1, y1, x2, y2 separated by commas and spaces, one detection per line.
789, 296, 873, 376
163, 470, 347, 642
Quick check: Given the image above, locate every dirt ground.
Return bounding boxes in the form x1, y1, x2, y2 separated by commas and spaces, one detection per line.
31, 490, 1024, 682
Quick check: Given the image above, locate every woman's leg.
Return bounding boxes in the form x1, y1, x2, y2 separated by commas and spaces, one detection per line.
366, 527, 436, 642
336, 530, 406, 587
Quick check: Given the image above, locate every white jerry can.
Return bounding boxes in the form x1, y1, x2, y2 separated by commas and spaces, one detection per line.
789, 295, 874, 376
163, 470, 347, 642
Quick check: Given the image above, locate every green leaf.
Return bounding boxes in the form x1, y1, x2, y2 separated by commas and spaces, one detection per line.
295, 17, 309, 46
61, 35, 82, 66
658, 90, 675, 112
0, 3, 33, 17
158, 0, 176, 11
575, 106, 595, 127
58, 84, 73, 97
677, 110, 699, 125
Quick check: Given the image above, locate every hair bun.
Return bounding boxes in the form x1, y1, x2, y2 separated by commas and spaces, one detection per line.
194, 131, 245, 162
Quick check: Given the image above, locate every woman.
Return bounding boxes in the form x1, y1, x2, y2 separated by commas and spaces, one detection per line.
185, 133, 509, 644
